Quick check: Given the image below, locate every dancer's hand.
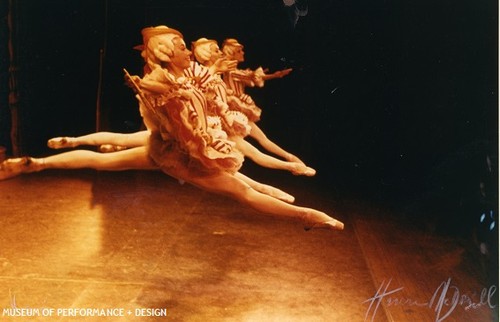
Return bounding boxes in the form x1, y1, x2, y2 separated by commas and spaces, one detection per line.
211, 58, 238, 74
125, 74, 141, 88
263, 68, 293, 80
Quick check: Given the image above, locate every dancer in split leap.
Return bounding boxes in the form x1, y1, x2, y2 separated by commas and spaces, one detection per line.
0, 26, 343, 231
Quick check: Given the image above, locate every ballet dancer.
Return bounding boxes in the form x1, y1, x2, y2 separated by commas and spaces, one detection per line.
0, 26, 344, 231
221, 38, 303, 165
189, 37, 314, 176
47, 38, 314, 177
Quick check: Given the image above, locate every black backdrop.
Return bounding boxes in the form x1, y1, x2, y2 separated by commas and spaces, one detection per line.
0, 0, 497, 233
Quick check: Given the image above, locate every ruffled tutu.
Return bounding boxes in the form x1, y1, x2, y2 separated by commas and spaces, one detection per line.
227, 94, 262, 123
148, 131, 243, 177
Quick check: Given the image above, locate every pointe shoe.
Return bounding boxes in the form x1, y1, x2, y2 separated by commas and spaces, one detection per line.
99, 145, 128, 153
304, 219, 344, 231
302, 211, 344, 231
291, 163, 316, 177
47, 137, 74, 149
0, 157, 34, 180
303, 167, 316, 177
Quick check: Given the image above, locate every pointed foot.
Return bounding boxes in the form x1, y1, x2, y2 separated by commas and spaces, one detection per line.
304, 219, 344, 231
291, 163, 316, 177
0, 157, 34, 180
99, 145, 128, 153
47, 137, 76, 149
302, 211, 344, 232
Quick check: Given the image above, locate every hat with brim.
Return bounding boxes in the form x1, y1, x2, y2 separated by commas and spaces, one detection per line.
222, 38, 243, 48
133, 25, 183, 51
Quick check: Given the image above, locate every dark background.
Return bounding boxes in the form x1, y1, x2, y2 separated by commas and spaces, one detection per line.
0, 0, 497, 236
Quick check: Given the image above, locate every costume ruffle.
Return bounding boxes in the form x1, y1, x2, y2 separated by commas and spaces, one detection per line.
226, 94, 262, 123
140, 68, 243, 175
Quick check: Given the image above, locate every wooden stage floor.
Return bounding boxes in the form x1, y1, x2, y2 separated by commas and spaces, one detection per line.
0, 169, 497, 321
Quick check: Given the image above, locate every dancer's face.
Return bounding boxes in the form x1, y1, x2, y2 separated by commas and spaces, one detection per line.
170, 37, 192, 70
232, 45, 245, 62
208, 43, 224, 65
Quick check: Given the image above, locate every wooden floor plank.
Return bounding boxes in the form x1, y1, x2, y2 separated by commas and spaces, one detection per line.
0, 170, 378, 321
352, 207, 496, 322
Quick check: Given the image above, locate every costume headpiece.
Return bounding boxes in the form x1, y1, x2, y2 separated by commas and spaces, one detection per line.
134, 25, 183, 51
191, 38, 217, 49
222, 38, 243, 48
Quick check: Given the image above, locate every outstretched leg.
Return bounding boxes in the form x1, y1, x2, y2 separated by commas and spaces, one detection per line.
249, 123, 306, 164
163, 166, 343, 231
0, 147, 157, 180
48, 131, 150, 149
232, 136, 315, 176
234, 172, 295, 203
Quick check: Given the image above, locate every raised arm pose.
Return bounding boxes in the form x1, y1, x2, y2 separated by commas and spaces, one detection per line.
190, 37, 314, 176
0, 29, 290, 204
221, 39, 304, 165
46, 38, 315, 177
44, 42, 238, 153
0, 26, 343, 231
135, 26, 343, 230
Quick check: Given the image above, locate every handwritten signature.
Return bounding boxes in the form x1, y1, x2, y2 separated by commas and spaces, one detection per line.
363, 278, 497, 322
